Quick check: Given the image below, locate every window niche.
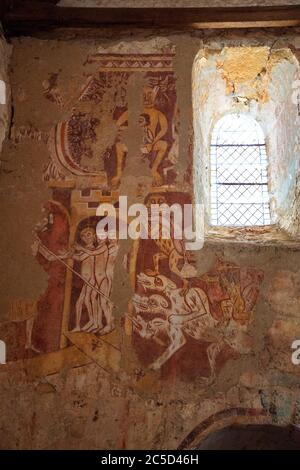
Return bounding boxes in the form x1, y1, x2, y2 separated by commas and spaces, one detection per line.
192, 46, 300, 240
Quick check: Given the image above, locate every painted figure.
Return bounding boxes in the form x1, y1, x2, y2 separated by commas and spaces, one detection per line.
130, 272, 258, 383
144, 194, 197, 291
32, 226, 118, 335
111, 85, 169, 188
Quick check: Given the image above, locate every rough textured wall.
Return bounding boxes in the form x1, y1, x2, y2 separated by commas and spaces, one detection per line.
268, 56, 300, 235
58, 1, 300, 7
0, 28, 300, 450
0, 29, 11, 160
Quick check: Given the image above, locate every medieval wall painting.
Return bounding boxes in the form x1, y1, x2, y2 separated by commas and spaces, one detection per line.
81, 52, 178, 188
127, 192, 264, 382
3, 43, 179, 364
31, 211, 119, 353
13, 49, 178, 191
37, 50, 178, 189
263, 270, 300, 377
0, 42, 265, 390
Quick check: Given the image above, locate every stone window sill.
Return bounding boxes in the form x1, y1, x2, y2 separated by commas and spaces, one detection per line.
205, 224, 300, 248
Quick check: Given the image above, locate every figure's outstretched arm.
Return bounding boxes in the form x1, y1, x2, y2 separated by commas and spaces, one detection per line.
37, 242, 61, 261
71, 252, 90, 262
73, 244, 107, 257
32, 239, 75, 261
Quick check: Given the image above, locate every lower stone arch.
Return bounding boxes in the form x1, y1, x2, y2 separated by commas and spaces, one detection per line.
178, 407, 271, 450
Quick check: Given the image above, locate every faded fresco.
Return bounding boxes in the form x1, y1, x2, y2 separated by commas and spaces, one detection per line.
128, 191, 264, 381
1, 33, 300, 450
0, 41, 265, 389
37, 51, 178, 188
2, 43, 179, 362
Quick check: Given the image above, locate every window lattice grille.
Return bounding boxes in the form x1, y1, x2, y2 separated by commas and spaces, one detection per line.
210, 114, 271, 227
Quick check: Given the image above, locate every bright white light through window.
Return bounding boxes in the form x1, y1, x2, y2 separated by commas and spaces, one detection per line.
210, 114, 270, 227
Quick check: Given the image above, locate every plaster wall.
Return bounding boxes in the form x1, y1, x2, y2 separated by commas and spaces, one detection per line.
0, 27, 300, 449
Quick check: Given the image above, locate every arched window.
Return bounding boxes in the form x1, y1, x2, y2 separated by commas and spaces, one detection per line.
210, 114, 270, 227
